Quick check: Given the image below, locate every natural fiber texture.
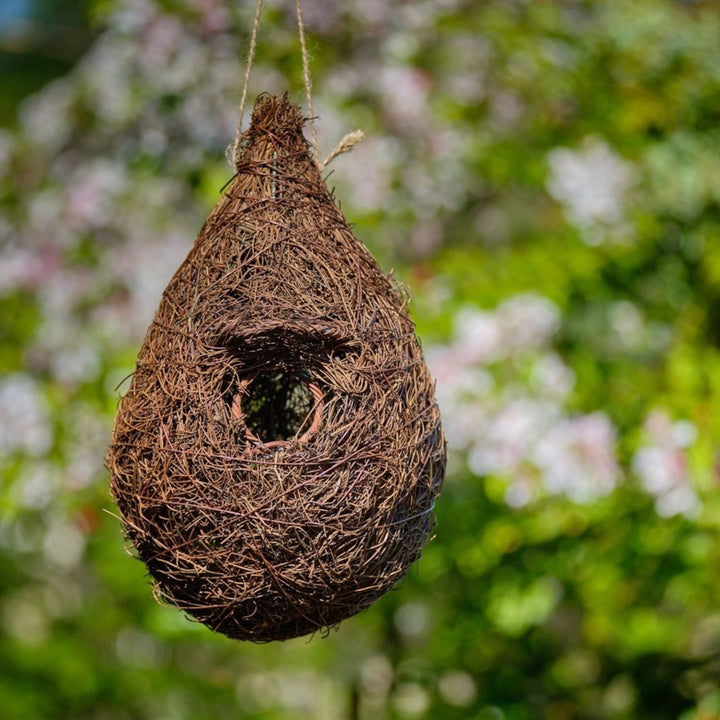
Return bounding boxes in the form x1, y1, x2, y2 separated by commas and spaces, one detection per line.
107, 94, 445, 642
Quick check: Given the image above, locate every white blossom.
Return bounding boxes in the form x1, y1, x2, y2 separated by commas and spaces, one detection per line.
546, 137, 635, 233
532, 413, 619, 503
427, 294, 621, 505
0, 375, 52, 457
632, 410, 700, 518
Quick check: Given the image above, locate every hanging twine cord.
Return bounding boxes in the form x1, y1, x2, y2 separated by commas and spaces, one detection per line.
294, 0, 320, 164
294, 0, 364, 170
229, 0, 363, 170
229, 0, 263, 167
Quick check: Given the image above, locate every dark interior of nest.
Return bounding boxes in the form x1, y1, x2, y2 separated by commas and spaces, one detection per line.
220, 326, 354, 454
230, 370, 323, 448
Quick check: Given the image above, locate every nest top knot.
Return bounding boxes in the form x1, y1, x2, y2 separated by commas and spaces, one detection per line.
107, 94, 445, 642
236, 93, 309, 167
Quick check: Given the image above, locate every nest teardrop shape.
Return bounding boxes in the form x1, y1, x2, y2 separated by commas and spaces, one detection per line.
106, 94, 446, 642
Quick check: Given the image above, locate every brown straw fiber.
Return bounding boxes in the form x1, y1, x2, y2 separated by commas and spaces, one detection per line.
106, 94, 446, 642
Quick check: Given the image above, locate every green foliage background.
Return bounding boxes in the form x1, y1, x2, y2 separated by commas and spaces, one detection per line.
2, 1, 720, 718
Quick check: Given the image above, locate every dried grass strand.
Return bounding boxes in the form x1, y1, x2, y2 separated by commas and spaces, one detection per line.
321, 129, 365, 170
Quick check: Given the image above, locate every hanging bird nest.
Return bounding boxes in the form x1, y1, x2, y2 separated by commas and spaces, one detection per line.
106, 93, 445, 642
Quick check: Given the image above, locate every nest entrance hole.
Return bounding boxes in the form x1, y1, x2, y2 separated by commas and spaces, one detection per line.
232, 372, 324, 448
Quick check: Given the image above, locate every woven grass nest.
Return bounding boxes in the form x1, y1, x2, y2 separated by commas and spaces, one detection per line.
107, 93, 446, 642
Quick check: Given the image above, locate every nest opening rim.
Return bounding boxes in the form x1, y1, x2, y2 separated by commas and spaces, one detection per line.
231, 371, 325, 450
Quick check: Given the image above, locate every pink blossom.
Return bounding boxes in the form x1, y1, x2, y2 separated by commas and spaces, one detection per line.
632, 410, 700, 517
